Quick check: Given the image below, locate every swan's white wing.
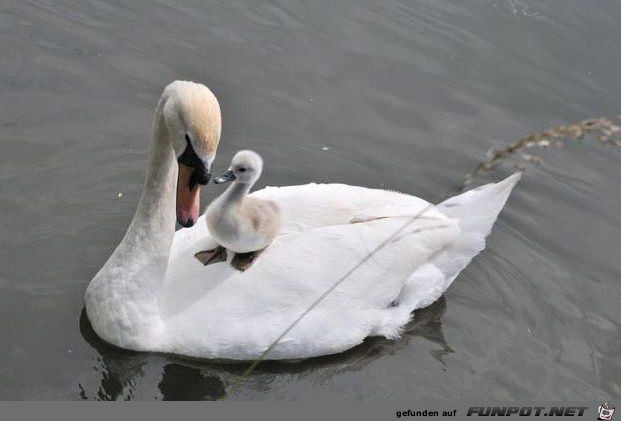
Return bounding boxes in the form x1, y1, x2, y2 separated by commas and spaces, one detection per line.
251, 183, 446, 234
162, 184, 459, 360
398, 172, 522, 311
165, 183, 447, 320
169, 183, 444, 263
161, 176, 520, 361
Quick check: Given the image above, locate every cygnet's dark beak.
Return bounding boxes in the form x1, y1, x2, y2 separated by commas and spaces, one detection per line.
213, 169, 236, 185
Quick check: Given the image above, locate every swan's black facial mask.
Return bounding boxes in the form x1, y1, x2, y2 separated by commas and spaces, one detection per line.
178, 135, 211, 189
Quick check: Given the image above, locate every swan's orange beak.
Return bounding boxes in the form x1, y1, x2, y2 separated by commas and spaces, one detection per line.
176, 134, 213, 227
176, 162, 202, 227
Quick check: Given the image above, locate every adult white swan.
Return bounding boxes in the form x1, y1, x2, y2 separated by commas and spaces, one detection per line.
85, 81, 521, 360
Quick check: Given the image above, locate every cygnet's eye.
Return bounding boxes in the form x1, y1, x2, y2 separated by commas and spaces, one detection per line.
238, 167, 247, 173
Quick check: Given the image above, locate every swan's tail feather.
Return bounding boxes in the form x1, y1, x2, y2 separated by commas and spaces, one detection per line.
438, 171, 522, 235
399, 172, 522, 311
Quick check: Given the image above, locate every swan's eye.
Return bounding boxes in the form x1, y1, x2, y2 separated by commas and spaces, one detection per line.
238, 167, 247, 173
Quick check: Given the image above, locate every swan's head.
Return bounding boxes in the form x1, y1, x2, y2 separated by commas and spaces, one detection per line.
214, 150, 263, 186
159, 81, 222, 227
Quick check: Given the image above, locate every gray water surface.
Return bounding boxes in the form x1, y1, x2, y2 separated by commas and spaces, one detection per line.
1, 0, 620, 400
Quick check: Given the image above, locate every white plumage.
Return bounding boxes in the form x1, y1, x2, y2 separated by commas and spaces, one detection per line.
85, 80, 521, 361
88, 177, 520, 360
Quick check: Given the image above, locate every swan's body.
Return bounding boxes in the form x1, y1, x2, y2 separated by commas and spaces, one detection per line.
85, 81, 521, 360
206, 150, 281, 255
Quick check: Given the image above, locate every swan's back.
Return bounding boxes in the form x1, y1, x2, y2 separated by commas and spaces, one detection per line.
170, 183, 444, 257
162, 176, 520, 360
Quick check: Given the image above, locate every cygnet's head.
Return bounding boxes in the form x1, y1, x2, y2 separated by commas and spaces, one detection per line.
213, 150, 263, 185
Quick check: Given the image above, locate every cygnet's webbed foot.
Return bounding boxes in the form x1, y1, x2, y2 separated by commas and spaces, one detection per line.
194, 246, 227, 266
231, 250, 263, 272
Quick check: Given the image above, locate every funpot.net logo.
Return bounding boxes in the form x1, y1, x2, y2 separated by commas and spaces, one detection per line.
598, 403, 615, 421
467, 406, 588, 417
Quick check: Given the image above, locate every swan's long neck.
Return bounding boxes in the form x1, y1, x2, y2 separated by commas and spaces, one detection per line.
125, 114, 177, 266
85, 106, 177, 349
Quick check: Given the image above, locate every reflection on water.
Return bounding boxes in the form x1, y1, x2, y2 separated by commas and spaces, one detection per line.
158, 365, 226, 401
79, 309, 227, 400
78, 310, 147, 401
78, 299, 449, 400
